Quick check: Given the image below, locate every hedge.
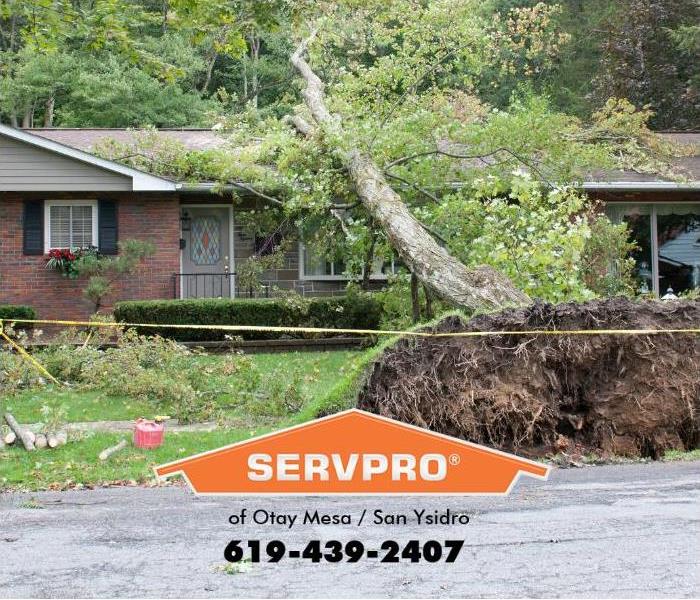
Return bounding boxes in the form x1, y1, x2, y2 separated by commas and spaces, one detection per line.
113, 294, 383, 341
0, 305, 36, 321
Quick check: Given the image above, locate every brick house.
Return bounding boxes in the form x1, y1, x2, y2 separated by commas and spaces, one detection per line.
0, 125, 698, 320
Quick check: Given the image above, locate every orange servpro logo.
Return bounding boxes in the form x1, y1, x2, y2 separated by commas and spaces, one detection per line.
154, 409, 550, 495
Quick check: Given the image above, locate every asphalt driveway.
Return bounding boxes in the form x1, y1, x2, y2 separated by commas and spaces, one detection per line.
1, 460, 699, 598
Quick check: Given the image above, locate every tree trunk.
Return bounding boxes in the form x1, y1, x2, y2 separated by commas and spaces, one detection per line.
411, 272, 421, 323
44, 96, 54, 127
423, 283, 434, 319
99, 439, 127, 461
162, 0, 168, 32
21, 109, 31, 128
47, 431, 67, 448
361, 233, 376, 290
248, 34, 261, 108
4, 413, 35, 451
201, 52, 218, 93
242, 60, 248, 104
290, 32, 530, 312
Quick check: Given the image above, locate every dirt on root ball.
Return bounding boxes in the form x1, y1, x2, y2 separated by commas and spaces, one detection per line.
358, 297, 700, 459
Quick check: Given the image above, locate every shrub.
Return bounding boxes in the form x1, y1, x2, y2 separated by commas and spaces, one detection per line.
0, 327, 319, 424
0, 348, 44, 392
0, 305, 36, 322
39, 339, 100, 382
113, 291, 383, 341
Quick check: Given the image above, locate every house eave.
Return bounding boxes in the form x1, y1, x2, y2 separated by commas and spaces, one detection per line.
0, 124, 177, 192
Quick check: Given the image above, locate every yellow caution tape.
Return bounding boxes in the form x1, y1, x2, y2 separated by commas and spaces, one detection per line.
0, 322, 61, 385
3, 317, 699, 388
4, 318, 700, 338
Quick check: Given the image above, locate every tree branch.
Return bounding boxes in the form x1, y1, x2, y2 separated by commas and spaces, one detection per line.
288, 114, 316, 137
384, 170, 441, 204
229, 182, 285, 206
290, 28, 337, 127
385, 147, 555, 188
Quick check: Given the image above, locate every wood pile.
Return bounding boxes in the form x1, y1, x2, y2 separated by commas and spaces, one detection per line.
3, 413, 67, 451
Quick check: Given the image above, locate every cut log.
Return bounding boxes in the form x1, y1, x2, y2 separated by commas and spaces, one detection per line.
4, 431, 16, 445
4, 413, 35, 451
47, 433, 59, 448
290, 31, 531, 311
55, 431, 68, 446
26, 430, 36, 444
35, 434, 47, 449
98, 439, 128, 461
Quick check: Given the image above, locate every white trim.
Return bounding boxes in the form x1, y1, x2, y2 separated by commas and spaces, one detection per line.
180, 204, 235, 299
605, 200, 700, 296
44, 199, 98, 253
298, 241, 346, 280
651, 205, 660, 296
0, 124, 176, 191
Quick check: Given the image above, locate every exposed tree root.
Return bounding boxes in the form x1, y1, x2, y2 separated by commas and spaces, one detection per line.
358, 298, 700, 459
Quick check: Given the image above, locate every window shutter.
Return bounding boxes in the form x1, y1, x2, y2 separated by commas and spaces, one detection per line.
23, 200, 44, 255
98, 199, 118, 254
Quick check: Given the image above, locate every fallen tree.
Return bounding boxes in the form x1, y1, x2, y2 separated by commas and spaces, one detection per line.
4, 413, 35, 451
290, 31, 530, 312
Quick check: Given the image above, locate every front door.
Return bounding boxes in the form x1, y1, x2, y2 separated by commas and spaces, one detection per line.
181, 206, 232, 298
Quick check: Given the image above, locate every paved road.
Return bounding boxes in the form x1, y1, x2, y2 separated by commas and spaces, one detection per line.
1, 461, 699, 598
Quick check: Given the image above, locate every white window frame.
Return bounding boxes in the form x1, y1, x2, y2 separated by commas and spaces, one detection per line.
606, 201, 700, 296
44, 199, 99, 253
298, 242, 398, 281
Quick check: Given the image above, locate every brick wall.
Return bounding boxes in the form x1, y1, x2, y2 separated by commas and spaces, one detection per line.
0, 195, 180, 320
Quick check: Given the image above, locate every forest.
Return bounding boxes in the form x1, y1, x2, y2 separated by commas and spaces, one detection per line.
1, 0, 698, 130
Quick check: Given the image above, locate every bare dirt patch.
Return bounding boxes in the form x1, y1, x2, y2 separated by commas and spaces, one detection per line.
358, 298, 700, 458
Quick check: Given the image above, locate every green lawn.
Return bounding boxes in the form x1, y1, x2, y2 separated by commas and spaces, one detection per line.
0, 349, 366, 491
0, 430, 259, 491
2, 351, 359, 423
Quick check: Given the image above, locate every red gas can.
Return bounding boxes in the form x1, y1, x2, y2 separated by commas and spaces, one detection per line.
133, 418, 165, 449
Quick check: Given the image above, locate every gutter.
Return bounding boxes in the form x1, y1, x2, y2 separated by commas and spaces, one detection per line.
176, 182, 252, 193
174, 180, 700, 194
580, 181, 700, 191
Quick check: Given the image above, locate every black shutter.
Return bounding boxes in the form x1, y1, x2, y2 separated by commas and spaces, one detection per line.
98, 199, 118, 254
23, 200, 44, 255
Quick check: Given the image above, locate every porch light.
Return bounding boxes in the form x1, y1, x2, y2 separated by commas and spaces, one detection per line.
180, 210, 192, 232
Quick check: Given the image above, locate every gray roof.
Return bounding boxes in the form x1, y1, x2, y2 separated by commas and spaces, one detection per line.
28, 128, 228, 152
583, 133, 700, 188
21, 128, 700, 191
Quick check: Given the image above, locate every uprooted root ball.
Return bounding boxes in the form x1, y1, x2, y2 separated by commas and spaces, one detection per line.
358, 298, 700, 459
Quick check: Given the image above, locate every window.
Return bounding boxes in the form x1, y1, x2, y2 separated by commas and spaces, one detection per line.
299, 243, 399, 280
606, 202, 700, 296
44, 200, 98, 252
